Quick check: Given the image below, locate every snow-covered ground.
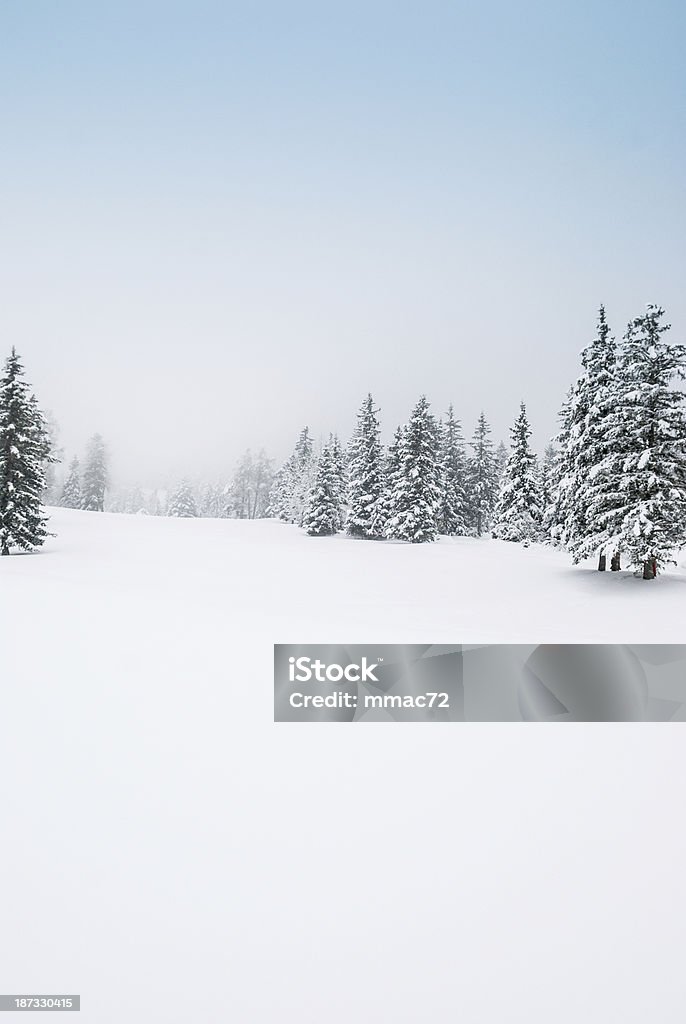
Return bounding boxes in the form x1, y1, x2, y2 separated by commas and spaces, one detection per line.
2, 508, 686, 1023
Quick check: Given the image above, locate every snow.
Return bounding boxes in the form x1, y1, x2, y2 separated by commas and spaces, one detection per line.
2, 508, 686, 1022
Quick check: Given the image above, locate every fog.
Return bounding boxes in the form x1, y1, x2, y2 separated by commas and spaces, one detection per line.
2, 2, 685, 486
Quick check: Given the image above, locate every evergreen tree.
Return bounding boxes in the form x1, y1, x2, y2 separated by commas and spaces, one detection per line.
539, 443, 558, 540
41, 411, 63, 504
81, 433, 108, 511
585, 305, 686, 577
200, 482, 225, 518
492, 402, 541, 543
0, 349, 51, 555
346, 394, 383, 538
60, 456, 82, 509
562, 305, 619, 567
465, 412, 498, 536
328, 433, 348, 529
437, 404, 467, 535
494, 441, 508, 484
372, 425, 404, 537
546, 391, 573, 546
268, 427, 315, 525
304, 441, 343, 536
385, 396, 441, 543
167, 480, 198, 517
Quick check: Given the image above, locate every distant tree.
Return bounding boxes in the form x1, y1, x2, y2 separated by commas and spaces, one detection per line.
494, 441, 508, 485
268, 427, 315, 525
60, 456, 82, 509
0, 348, 52, 555
200, 482, 225, 518
437, 404, 467, 535
81, 433, 108, 512
167, 480, 198, 518
41, 410, 63, 504
465, 412, 498, 536
347, 394, 383, 538
492, 402, 542, 543
385, 396, 441, 543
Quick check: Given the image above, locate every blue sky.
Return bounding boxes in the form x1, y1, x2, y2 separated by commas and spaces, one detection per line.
1, 1, 685, 481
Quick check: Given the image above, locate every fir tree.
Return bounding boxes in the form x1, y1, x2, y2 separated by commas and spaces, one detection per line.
437, 404, 467, 535
494, 441, 508, 485
539, 443, 558, 540
200, 482, 225, 518
328, 433, 348, 529
492, 402, 541, 543
465, 412, 498, 536
562, 305, 619, 567
268, 427, 315, 525
546, 390, 573, 547
60, 456, 82, 509
81, 433, 108, 511
346, 394, 383, 538
385, 396, 441, 543
304, 441, 343, 536
0, 349, 52, 555
585, 305, 686, 577
372, 425, 404, 537
167, 480, 198, 518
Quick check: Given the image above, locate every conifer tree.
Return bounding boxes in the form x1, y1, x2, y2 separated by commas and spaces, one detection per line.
562, 305, 619, 568
385, 396, 441, 543
347, 394, 383, 538
546, 391, 573, 547
494, 441, 508, 485
0, 349, 52, 555
200, 482, 225, 518
60, 456, 82, 509
465, 412, 498, 536
492, 402, 541, 543
437, 404, 467, 535
328, 434, 348, 529
268, 427, 315, 525
81, 433, 108, 511
304, 441, 343, 536
167, 480, 198, 518
585, 305, 686, 577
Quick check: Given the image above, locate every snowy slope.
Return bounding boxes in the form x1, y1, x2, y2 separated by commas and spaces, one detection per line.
1, 509, 685, 1023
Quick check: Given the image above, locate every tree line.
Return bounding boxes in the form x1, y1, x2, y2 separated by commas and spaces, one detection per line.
2, 302, 685, 578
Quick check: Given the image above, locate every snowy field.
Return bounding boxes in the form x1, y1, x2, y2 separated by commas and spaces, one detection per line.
2, 508, 686, 1023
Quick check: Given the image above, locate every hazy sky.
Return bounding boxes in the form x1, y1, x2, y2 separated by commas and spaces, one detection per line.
1, 1, 685, 485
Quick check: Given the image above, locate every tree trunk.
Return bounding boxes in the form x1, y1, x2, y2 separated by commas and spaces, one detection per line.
597, 553, 606, 571
611, 552, 621, 571
643, 559, 655, 580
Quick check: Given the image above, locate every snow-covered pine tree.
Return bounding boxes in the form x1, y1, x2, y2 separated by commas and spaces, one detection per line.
167, 480, 198, 517
494, 441, 508, 485
465, 412, 498, 536
81, 433, 108, 511
437, 404, 467, 535
346, 394, 383, 538
562, 305, 619, 568
328, 434, 347, 529
546, 390, 573, 546
492, 402, 542, 543
267, 427, 315, 525
41, 410, 63, 504
539, 443, 557, 541
585, 305, 686, 578
0, 349, 52, 555
304, 441, 343, 536
250, 450, 275, 518
371, 425, 403, 537
60, 456, 82, 509
385, 396, 441, 543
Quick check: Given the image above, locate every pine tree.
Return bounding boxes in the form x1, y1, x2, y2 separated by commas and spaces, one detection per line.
546, 391, 573, 546
268, 427, 315, 525
0, 349, 52, 555
328, 434, 347, 529
41, 411, 63, 504
585, 305, 686, 577
81, 433, 108, 511
492, 402, 542, 543
167, 480, 198, 518
494, 441, 508, 485
465, 412, 498, 536
437, 404, 467, 535
304, 441, 343, 536
539, 443, 557, 540
562, 305, 619, 567
200, 482, 225, 518
60, 456, 82, 509
372, 425, 404, 537
385, 396, 441, 543
346, 394, 383, 538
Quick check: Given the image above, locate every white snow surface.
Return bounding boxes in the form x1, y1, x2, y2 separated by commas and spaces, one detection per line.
2, 507, 686, 1023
